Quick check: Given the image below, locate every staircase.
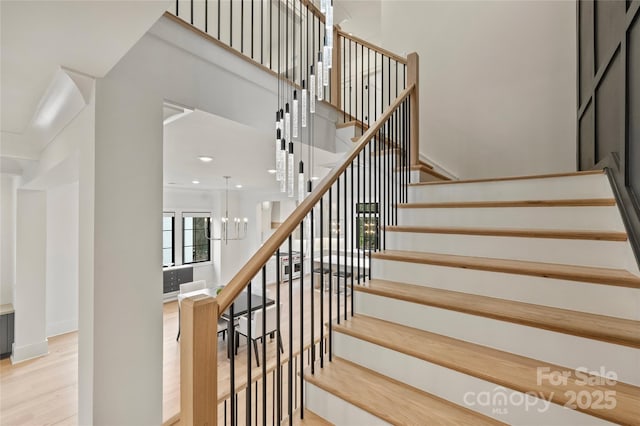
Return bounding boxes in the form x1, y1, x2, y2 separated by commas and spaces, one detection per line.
303, 170, 640, 425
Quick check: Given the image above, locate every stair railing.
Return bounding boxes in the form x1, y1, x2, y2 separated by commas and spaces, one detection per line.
181, 80, 416, 424
168, 1, 420, 164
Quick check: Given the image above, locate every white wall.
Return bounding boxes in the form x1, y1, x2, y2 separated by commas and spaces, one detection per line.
13, 189, 48, 363
0, 174, 17, 306
46, 182, 79, 337
375, 0, 576, 179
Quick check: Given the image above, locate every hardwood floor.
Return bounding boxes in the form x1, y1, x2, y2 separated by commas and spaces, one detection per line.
0, 277, 349, 425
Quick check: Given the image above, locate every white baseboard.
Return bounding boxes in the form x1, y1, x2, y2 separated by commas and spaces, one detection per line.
11, 339, 49, 364
47, 319, 78, 337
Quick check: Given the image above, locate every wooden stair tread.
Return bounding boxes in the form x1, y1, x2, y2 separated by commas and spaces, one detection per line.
358, 279, 640, 348
410, 164, 450, 181
305, 358, 504, 425
282, 409, 333, 425
385, 225, 628, 241
372, 250, 640, 288
398, 199, 616, 208
410, 169, 606, 186
334, 315, 640, 425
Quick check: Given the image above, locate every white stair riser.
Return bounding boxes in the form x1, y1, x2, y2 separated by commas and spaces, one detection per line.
334, 333, 614, 426
410, 169, 441, 183
408, 174, 612, 203
370, 259, 640, 320
355, 292, 640, 386
305, 380, 389, 425
397, 206, 625, 231
385, 232, 629, 269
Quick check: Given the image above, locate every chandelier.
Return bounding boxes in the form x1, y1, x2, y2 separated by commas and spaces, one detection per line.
208, 176, 247, 244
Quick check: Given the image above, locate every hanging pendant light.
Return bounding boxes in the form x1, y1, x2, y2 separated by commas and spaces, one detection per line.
292, 90, 299, 139
298, 161, 305, 202
275, 111, 282, 181
317, 52, 323, 101
279, 139, 287, 192
284, 103, 291, 142
323, 38, 329, 87
301, 80, 307, 128
288, 142, 295, 197
310, 66, 316, 113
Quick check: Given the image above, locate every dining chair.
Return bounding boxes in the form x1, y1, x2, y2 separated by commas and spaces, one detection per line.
235, 304, 283, 366
176, 280, 207, 341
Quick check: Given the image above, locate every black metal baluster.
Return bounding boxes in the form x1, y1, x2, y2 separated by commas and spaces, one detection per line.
230, 0, 233, 47
276, 250, 282, 423
230, 302, 236, 426
299, 220, 304, 417
367, 47, 370, 127
396, 61, 399, 99
288, 236, 293, 423
251, 0, 254, 58
349, 39, 352, 120
246, 281, 252, 426
241, 0, 244, 53
217, 0, 221, 39
355, 42, 358, 124
368, 131, 372, 279
269, 0, 272, 68
374, 52, 378, 122
190, 0, 193, 24
343, 36, 346, 120
205, 0, 208, 33
310, 206, 315, 374
350, 162, 354, 314
336, 175, 340, 325
175, 0, 178, 16
261, 265, 267, 426
328, 187, 333, 361
388, 56, 391, 110
361, 43, 364, 133
358, 151, 362, 283
343, 166, 348, 320
260, 0, 263, 64
319, 197, 324, 368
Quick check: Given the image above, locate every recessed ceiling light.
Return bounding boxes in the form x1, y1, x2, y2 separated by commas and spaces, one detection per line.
192, 180, 200, 184
267, 169, 277, 174
235, 184, 243, 189
311, 176, 320, 181
198, 156, 213, 163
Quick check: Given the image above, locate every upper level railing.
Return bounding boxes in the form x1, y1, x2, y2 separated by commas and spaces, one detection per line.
180, 81, 417, 424
170, 0, 412, 132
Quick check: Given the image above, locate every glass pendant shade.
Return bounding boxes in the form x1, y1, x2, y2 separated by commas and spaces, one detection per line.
278, 139, 286, 189
317, 53, 323, 100
320, 0, 326, 14
310, 67, 316, 113
287, 142, 295, 198
275, 128, 282, 181
292, 91, 299, 138
323, 49, 329, 86
298, 161, 305, 203
301, 83, 307, 128
284, 103, 291, 142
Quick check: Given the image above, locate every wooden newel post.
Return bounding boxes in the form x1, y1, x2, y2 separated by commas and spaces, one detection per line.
180, 295, 218, 425
407, 52, 420, 166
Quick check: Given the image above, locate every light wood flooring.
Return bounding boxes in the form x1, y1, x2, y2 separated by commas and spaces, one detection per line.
0, 278, 351, 425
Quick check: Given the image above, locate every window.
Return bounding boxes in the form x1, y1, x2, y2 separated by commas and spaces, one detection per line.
183, 213, 211, 264
163, 213, 174, 267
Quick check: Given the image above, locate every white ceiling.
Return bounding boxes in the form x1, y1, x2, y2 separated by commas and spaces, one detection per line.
0, 0, 170, 134
163, 109, 340, 192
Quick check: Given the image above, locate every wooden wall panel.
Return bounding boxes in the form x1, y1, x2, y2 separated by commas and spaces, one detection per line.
579, 103, 595, 170
579, 0, 595, 105
595, 0, 625, 68
595, 52, 624, 162
577, 0, 640, 261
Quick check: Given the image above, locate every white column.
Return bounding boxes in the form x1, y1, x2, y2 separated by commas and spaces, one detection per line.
12, 189, 48, 363
78, 75, 163, 424
0, 174, 17, 306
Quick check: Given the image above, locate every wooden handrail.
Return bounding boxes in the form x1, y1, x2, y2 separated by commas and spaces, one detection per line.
216, 83, 416, 313
336, 29, 408, 65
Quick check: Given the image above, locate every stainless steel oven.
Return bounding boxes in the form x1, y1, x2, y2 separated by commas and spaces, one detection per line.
280, 251, 301, 281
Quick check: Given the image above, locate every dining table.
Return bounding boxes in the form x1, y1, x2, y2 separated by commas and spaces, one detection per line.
178, 288, 275, 357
